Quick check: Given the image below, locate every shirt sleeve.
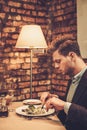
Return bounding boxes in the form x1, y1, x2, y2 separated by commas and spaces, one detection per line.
64, 102, 72, 114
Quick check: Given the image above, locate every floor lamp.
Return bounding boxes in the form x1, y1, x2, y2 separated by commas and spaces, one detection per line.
15, 25, 47, 99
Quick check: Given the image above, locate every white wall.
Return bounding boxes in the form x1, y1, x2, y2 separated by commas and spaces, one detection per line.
77, 0, 87, 58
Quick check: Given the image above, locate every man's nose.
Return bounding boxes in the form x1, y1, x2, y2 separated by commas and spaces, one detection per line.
54, 63, 59, 68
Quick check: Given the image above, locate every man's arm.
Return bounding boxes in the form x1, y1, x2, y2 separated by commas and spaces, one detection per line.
67, 103, 87, 127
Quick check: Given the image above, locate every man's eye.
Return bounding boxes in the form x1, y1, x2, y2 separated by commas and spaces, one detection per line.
55, 60, 61, 63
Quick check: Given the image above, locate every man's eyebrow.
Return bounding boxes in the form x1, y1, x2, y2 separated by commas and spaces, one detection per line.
54, 59, 61, 62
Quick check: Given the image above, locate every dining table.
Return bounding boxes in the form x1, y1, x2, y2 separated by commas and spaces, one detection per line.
0, 101, 66, 130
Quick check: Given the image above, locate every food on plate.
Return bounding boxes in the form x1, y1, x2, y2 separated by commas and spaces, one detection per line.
22, 104, 46, 115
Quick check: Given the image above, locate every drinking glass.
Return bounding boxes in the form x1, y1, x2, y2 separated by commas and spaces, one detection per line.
8, 89, 14, 112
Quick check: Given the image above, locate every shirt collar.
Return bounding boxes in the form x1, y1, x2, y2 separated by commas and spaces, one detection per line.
72, 66, 87, 84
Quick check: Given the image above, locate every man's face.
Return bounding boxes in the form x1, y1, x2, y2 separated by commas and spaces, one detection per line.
52, 50, 74, 76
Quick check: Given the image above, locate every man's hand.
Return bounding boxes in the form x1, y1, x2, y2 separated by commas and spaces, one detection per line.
40, 92, 50, 104
40, 92, 58, 105
45, 97, 66, 111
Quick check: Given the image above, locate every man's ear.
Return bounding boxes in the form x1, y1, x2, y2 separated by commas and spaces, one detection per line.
68, 52, 75, 59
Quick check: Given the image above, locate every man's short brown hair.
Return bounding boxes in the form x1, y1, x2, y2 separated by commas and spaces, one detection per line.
48, 35, 81, 57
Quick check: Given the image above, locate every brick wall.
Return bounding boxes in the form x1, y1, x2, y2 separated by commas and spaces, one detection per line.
0, 0, 77, 101
47, 0, 77, 98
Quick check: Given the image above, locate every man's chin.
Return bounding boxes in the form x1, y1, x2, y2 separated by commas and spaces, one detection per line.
59, 71, 65, 75
62, 72, 65, 75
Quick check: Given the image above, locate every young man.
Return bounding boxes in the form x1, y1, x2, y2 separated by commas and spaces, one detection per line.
40, 36, 87, 130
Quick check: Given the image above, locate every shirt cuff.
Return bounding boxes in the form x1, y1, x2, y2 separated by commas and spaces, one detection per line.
64, 102, 72, 114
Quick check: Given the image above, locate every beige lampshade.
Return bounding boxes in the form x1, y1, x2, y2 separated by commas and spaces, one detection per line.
16, 25, 47, 48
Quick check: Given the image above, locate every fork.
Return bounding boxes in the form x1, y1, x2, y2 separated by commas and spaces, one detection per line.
41, 103, 44, 110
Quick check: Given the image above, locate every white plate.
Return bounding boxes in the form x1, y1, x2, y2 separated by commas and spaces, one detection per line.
16, 105, 55, 117
23, 99, 42, 105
